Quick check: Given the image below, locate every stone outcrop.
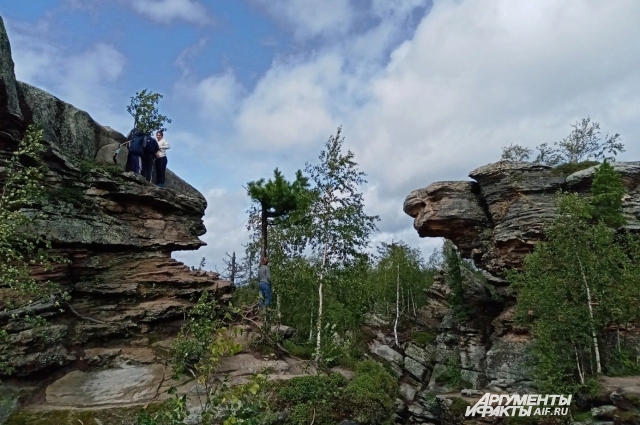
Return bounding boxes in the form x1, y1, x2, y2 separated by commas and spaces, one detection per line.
404, 160, 640, 276
400, 159, 640, 423
0, 15, 232, 380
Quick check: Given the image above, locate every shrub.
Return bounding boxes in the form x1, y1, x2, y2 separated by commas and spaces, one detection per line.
342, 360, 398, 424
411, 331, 435, 346
551, 160, 599, 176
277, 373, 346, 406
282, 341, 315, 359
435, 356, 471, 390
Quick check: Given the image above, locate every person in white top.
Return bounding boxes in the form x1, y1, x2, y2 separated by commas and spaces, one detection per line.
155, 130, 170, 188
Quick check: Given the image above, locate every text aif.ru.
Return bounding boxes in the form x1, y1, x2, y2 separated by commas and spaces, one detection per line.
465, 393, 572, 417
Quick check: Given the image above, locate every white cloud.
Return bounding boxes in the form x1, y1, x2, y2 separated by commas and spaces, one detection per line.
173, 187, 252, 271
251, 0, 355, 41
230, 0, 640, 251
129, 0, 212, 25
8, 21, 130, 131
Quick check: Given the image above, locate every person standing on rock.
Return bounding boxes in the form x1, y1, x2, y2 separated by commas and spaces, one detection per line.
154, 130, 170, 188
141, 133, 159, 182
125, 128, 145, 174
258, 256, 272, 308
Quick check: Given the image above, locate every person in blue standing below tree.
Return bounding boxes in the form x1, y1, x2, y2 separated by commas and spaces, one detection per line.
258, 256, 272, 308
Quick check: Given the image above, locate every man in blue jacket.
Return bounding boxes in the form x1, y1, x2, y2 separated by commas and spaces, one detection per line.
126, 128, 146, 174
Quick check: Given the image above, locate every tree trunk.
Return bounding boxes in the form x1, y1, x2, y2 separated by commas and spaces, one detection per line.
261, 206, 268, 259
315, 244, 328, 362
230, 252, 236, 285
394, 263, 400, 347
577, 254, 602, 374
575, 344, 585, 385
411, 289, 416, 317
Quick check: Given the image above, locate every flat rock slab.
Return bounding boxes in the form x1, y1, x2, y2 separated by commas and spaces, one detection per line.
45, 364, 165, 407
217, 353, 290, 376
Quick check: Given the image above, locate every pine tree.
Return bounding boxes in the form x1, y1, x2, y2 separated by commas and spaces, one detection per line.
247, 169, 310, 259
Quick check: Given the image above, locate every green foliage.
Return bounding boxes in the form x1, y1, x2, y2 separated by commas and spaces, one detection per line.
435, 356, 471, 390
443, 241, 471, 321
606, 350, 640, 377
277, 373, 346, 406
342, 360, 398, 424
591, 160, 626, 227
276, 373, 346, 425
247, 168, 311, 258
170, 291, 225, 373
369, 241, 432, 316
500, 117, 624, 166
140, 294, 258, 425
127, 89, 172, 134
282, 340, 315, 359
305, 126, 380, 267
448, 397, 471, 417
0, 124, 69, 327
411, 331, 435, 346
551, 160, 600, 176
510, 182, 640, 392
273, 360, 397, 425
137, 388, 188, 425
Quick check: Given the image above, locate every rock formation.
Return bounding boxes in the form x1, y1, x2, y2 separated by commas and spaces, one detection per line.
0, 16, 232, 380
395, 160, 640, 422
404, 161, 640, 277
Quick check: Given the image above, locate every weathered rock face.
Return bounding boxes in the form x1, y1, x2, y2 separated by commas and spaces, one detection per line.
404, 160, 640, 276
400, 159, 640, 422
0, 15, 231, 379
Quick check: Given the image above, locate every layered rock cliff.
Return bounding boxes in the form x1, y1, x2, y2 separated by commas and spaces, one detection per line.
395, 160, 640, 421
0, 16, 231, 379
404, 161, 640, 277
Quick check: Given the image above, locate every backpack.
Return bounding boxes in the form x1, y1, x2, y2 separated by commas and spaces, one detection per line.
128, 132, 147, 155
143, 136, 159, 155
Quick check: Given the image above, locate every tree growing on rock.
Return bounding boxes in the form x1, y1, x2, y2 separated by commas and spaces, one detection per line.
511, 165, 640, 392
0, 125, 68, 375
500, 117, 625, 168
127, 89, 172, 134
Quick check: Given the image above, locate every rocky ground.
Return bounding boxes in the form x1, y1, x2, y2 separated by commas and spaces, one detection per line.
1, 323, 357, 424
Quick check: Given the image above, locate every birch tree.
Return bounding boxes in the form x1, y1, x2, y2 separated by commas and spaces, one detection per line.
305, 127, 379, 362
511, 163, 640, 392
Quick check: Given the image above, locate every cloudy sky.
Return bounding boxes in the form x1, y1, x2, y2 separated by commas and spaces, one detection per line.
2, 0, 639, 272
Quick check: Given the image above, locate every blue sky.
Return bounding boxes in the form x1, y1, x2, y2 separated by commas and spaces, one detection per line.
2, 0, 640, 272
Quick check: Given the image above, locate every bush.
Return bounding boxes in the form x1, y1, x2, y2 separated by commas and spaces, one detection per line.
275, 374, 346, 425
551, 160, 599, 176
277, 373, 346, 406
342, 360, 398, 424
411, 331, 435, 346
282, 341, 315, 360
448, 397, 470, 417
435, 356, 471, 390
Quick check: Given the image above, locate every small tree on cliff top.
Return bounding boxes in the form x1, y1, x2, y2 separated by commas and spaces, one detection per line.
127, 89, 172, 134
500, 117, 625, 166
